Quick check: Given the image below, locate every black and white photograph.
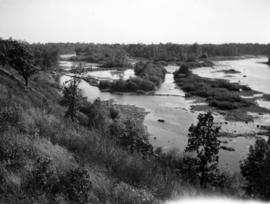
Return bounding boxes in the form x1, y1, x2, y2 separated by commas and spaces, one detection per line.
0, 0, 270, 203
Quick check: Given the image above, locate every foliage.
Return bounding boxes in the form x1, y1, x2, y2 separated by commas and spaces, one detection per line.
79, 98, 109, 129
0, 39, 39, 86
110, 119, 153, 155
0, 132, 29, 170
60, 167, 92, 203
74, 44, 131, 68
174, 67, 252, 110
240, 138, 270, 200
0, 100, 20, 132
99, 77, 156, 92
30, 43, 59, 70
98, 60, 166, 93
25, 157, 59, 195
175, 64, 191, 76
184, 112, 221, 188
134, 61, 166, 86
60, 77, 84, 121
110, 106, 120, 120
25, 156, 92, 203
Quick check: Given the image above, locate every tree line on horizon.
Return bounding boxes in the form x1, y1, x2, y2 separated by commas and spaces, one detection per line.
44, 42, 270, 60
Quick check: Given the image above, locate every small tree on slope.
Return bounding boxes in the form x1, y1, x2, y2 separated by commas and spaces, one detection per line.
184, 112, 221, 188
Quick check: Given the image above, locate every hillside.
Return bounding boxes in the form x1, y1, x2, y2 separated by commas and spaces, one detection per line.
0, 65, 171, 203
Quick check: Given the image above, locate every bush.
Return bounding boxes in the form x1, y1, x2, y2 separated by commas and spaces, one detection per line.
134, 61, 166, 87
60, 167, 92, 203
25, 157, 60, 195
98, 77, 156, 93
0, 132, 30, 170
26, 157, 92, 203
0, 102, 20, 132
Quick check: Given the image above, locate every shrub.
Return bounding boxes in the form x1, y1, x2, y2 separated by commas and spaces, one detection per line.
25, 157, 60, 195
99, 77, 156, 93
0, 102, 20, 132
0, 132, 30, 170
60, 167, 92, 203
110, 107, 120, 120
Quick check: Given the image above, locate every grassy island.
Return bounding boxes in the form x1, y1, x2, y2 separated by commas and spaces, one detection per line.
98, 62, 166, 93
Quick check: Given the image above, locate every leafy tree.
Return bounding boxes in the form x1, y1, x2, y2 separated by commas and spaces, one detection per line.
31, 44, 59, 70
240, 138, 270, 200
61, 77, 83, 121
178, 64, 191, 76
184, 112, 221, 188
0, 39, 38, 86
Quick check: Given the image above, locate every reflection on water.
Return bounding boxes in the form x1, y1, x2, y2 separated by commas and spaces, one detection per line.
59, 56, 270, 172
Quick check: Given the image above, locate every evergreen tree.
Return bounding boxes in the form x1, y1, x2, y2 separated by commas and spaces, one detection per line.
61, 77, 83, 121
240, 138, 270, 200
184, 112, 221, 188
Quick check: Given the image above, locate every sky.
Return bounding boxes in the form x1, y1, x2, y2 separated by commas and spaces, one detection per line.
0, 0, 269, 44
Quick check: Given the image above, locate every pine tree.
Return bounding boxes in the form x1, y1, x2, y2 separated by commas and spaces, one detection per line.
184, 112, 221, 188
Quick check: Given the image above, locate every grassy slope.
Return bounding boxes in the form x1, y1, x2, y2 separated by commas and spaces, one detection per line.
0, 64, 246, 203
0, 66, 192, 203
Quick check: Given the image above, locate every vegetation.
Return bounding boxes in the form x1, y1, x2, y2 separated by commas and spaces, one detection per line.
184, 112, 221, 188
1, 39, 270, 203
98, 62, 166, 93
174, 63, 253, 110
55, 42, 270, 62
134, 61, 166, 86
0, 39, 39, 86
99, 77, 156, 93
30, 43, 59, 70
60, 77, 84, 121
73, 44, 131, 68
240, 138, 270, 200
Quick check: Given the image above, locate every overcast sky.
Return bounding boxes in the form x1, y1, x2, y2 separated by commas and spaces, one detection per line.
0, 0, 269, 44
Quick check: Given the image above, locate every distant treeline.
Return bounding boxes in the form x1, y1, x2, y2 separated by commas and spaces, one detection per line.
48, 42, 270, 61
72, 44, 131, 68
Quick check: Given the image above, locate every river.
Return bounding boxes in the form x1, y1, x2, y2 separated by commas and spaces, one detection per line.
59, 55, 270, 172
